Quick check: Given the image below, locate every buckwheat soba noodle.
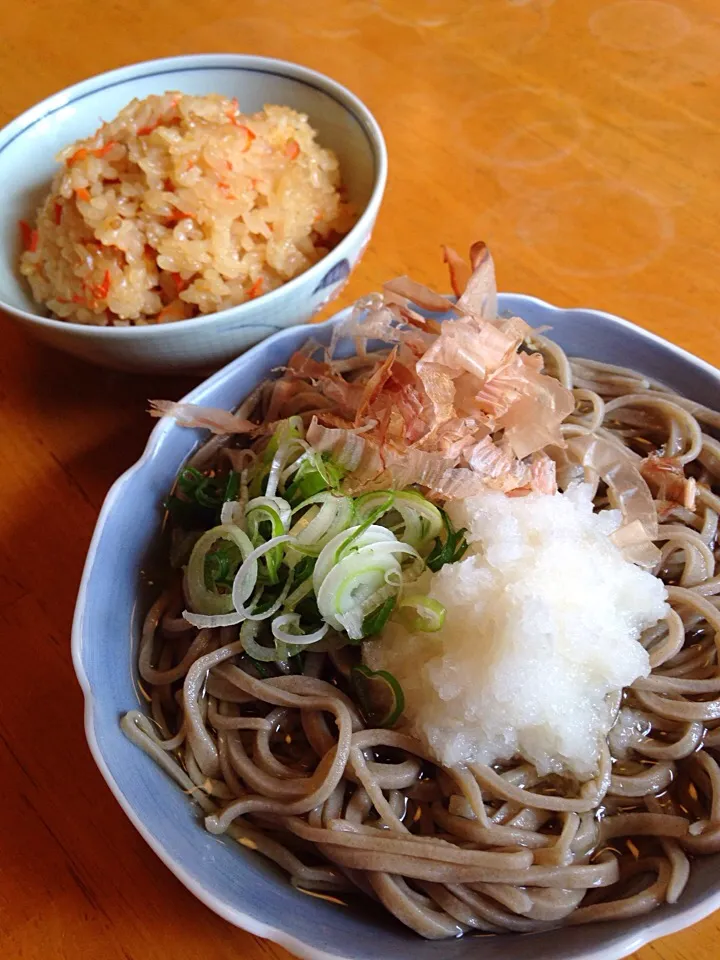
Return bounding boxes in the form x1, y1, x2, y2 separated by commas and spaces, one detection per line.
122, 244, 720, 938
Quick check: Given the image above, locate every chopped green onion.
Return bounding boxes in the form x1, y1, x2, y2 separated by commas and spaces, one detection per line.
164, 494, 216, 530
177, 467, 225, 509
361, 596, 396, 638
283, 579, 315, 614
426, 510, 469, 572
246, 502, 286, 582
293, 555, 316, 584
287, 494, 355, 564
251, 582, 288, 615
271, 612, 328, 646
293, 593, 322, 625
204, 540, 243, 590
176, 466, 206, 497
231, 534, 296, 621
315, 452, 344, 487
313, 525, 396, 598
285, 453, 343, 505
186, 524, 254, 615
171, 418, 449, 660
168, 467, 240, 528
351, 665, 405, 727
259, 416, 304, 464
194, 484, 222, 509
239, 620, 279, 662
248, 463, 270, 499
316, 537, 419, 639
397, 594, 446, 632
274, 640, 303, 661
285, 468, 327, 505
262, 417, 307, 498
354, 489, 444, 553
335, 495, 395, 560
224, 470, 240, 502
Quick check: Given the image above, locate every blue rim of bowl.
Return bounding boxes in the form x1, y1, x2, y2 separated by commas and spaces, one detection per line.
71, 295, 720, 960
0, 53, 387, 337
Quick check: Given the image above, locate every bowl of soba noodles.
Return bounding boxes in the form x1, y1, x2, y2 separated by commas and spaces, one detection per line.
72, 243, 720, 960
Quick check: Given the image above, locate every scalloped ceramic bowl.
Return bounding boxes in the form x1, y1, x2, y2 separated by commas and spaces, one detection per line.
73, 296, 720, 960
0, 54, 386, 373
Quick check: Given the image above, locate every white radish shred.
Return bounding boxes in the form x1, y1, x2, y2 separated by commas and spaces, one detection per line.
248, 576, 294, 622
364, 483, 667, 780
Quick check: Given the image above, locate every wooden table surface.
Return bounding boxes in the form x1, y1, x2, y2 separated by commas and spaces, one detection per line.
2, 1, 720, 958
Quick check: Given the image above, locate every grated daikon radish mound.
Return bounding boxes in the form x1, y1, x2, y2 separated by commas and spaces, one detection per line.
364, 484, 667, 780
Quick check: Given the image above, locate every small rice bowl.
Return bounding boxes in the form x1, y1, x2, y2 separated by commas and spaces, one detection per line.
19, 92, 354, 326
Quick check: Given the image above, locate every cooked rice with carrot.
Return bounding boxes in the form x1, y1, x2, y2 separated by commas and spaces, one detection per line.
19, 92, 355, 326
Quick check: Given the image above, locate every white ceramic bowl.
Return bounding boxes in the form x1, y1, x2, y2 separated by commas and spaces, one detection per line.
0, 54, 386, 373
73, 296, 720, 960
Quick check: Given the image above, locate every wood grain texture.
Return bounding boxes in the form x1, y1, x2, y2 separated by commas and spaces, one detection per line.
1, 1, 719, 957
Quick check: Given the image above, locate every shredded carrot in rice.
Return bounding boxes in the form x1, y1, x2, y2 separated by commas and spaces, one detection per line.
91, 269, 111, 301
172, 273, 189, 294
18, 220, 38, 252
18, 93, 353, 326
236, 125, 256, 150
67, 147, 88, 165
92, 141, 117, 157
247, 277, 264, 299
